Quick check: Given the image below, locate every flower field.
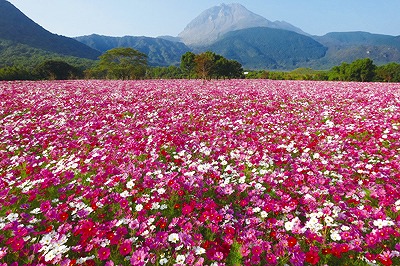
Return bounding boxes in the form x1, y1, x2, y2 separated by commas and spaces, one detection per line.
0, 79, 400, 266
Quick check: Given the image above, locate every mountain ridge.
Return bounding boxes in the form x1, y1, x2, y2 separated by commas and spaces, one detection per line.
74, 34, 190, 66
178, 3, 307, 46
0, 0, 100, 60
206, 27, 327, 69
1, 0, 400, 71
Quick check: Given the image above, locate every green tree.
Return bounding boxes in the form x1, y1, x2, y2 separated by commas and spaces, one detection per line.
180, 51, 196, 79
98, 47, 147, 80
347, 58, 376, 82
0, 66, 32, 80
194, 51, 216, 80
146, 66, 184, 79
376, 62, 400, 82
214, 57, 244, 79
35, 60, 82, 80
226, 59, 244, 79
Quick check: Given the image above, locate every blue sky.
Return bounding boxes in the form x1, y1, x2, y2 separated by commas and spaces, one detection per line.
7, 0, 400, 37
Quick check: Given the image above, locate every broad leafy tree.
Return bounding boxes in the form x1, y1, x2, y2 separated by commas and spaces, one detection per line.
35, 60, 82, 80
376, 62, 400, 82
180, 51, 196, 79
347, 58, 376, 82
194, 51, 216, 80
98, 48, 147, 80
191, 51, 244, 79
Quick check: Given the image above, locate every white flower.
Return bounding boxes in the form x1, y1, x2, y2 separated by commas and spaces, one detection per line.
126, 180, 135, 189
260, 211, 268, 218
44, 249, 56, 262
176, 254, 185, 264
309, 216, 319, 225
194, 246, 206, 255
135, 204, 143, 212
285, 221, 294, 231
324, 216, 335, 226
159, 258, 168, 265
152, 202, 160, 210
325, 120, 334, 127
341, 225, 350, 231
313, 153, 320, 159
120, 190, 130, 198
157, 188, 166, 194
330, 231, 341, 241
168, 233, 180, 243
373, 219, 387, 229
6, 213, 19, 222
254, 183, 262, 190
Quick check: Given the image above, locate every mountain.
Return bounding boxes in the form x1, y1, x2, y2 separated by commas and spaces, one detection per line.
0, 38, 96, 69
157, 35, 182, 43
311, 31, 400, 67
0, 0, 100, 60
205, 27, 327, 69
2, 0, 400, 71
315, 31, 400, 49
75, 34, 190, 66
178, 3, 307, 46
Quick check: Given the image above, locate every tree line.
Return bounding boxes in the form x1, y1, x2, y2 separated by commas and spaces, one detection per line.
1, 47, 400, 82
247, 58, 400, 82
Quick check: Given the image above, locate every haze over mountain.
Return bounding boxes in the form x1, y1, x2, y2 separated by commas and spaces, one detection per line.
177, 3, 307, 46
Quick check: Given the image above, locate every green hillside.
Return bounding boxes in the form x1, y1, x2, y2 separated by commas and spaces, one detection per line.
0, 38, 95, 69
205, 27, 327, 70
75, 34, 190, 66
0, 0, 100, 60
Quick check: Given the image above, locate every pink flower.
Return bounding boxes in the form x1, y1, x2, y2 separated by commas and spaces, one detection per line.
213, 251, 224, 261
98, 247, 111, 260
265, 253, 277, 265
251, 245, 262, 256
182, 203, 194, 215
119, 241, 132, 256
130, 249, 148, 265
6, 237, 24, 252
40, 200, 51, 213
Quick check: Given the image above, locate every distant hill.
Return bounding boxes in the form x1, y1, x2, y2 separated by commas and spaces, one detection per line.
177, 4, 400, 69
315, 31, 400, 49
0, 0, 100, 61
205, 27, 327, 70
0, 38, 96, 69
74, 34, 190, 66
312, 31, 400, 67
178, 3, 307, 47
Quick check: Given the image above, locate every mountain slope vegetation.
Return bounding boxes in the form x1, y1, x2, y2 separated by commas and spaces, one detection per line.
74, 34, 190, 66
205, 27, 327, 70
0, 0, 100, 60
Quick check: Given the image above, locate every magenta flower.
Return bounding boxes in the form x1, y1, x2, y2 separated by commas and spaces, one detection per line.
181, 203, 194, 215
119, 241, 132, 256
2, 79, 400, 264
98, 247, 111, 260
130, 249, 148, 265
7, 237, 24, 252
40, 200, 51, 213
265, 253, 277, 265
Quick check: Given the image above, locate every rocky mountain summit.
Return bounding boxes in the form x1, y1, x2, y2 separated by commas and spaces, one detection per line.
178, 3, 306, 46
